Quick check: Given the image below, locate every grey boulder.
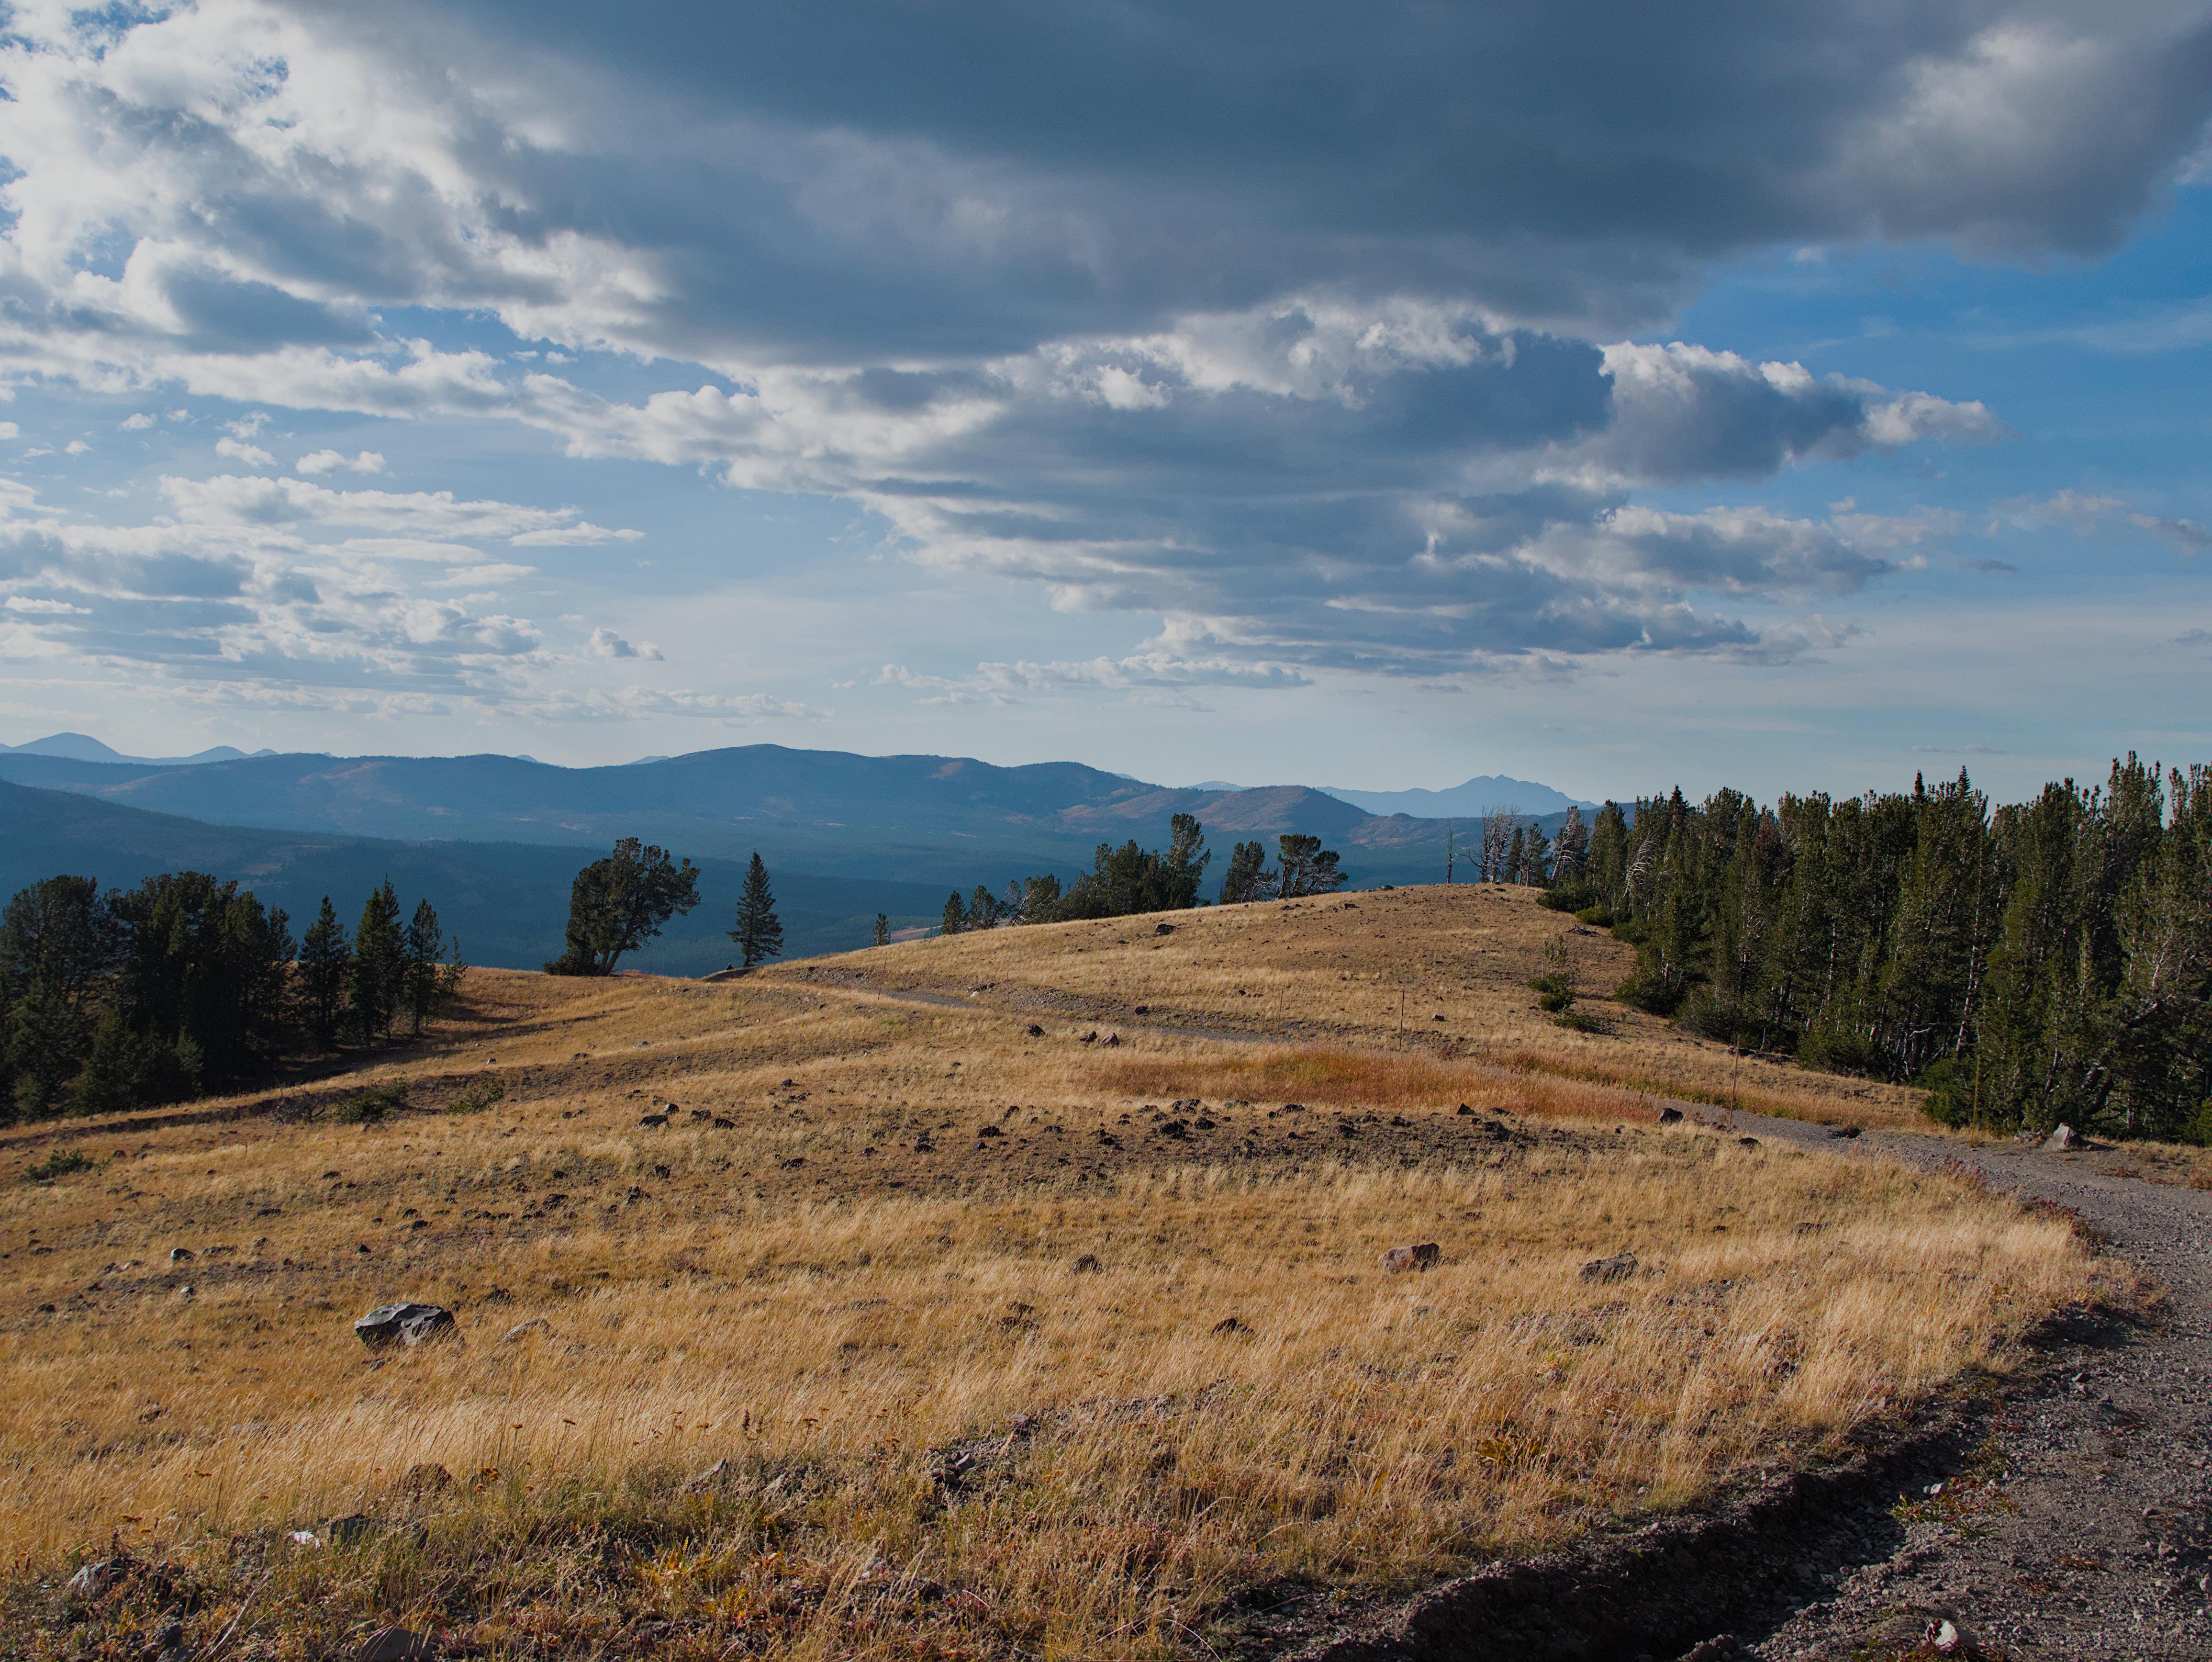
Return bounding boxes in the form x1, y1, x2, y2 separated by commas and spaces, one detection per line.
355, 1303, 458, 1349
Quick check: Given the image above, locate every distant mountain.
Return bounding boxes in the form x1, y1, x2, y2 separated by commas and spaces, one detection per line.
0, 778, 949, 975
1319, 775, 1598, 818
0, 731, 278, 766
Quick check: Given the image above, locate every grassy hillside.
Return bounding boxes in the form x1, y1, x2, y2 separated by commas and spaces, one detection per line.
0, 890, 2100, 1660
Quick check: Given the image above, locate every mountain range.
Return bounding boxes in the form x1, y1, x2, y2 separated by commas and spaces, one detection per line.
0, 738, 1591, 969
0, 731, 279, 766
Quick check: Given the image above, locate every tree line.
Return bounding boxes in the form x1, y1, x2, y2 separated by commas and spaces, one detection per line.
941, 818, 1348, 932
0, 872, 462, 1122
1542, 758, 2212, 1141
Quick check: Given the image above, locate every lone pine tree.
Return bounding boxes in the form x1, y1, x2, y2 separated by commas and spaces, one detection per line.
731, 853, 784, 968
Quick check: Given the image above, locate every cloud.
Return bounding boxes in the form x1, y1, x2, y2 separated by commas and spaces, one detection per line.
586, 627, 663, 661
294, 449, 388, 475
1962, 558, 2019, 572
0, 0, 2196, 690
215, 437, 276, 469
878, 651, 1311, 704
523, 686, 825, 722
2022, 490, 2212, 554
121, 413, 156, 431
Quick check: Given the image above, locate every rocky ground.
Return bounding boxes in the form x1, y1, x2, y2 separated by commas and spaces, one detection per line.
1703, 1110, 2212, 1662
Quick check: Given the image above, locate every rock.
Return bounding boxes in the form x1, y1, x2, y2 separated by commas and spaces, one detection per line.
1070, 1253, 1101, 1274
1926, 1618, 1966, 1655
500, 1318, 551, 1344
357, 1627, 439, 1662
637, 1113, 668, 1128
1382, 1243, 1441, 1273
65, 1557, 126, 1598
1026, 1023, 1045, 1036
1078, 1030, 1097, 1044
289, 1529, 323, 1547
169, 1247, 194, 1263
398, 1464, 452, 1495
1681, 1640, 1745, 1662
1658, 1106, 1685, 1124
1829, 1124, 1863, 1139
1154, 921, 1175, 935
1738, 1136, 1761, 1148
1104, 1033, 1120, 1046
712, 1117, 735, 1129
687, 1458, 736, 1493
354, 1303, 457, 1349
976, 1124, 1005, 1138
1132, 1004, 1150, 1014
2045, 1122, 2082, 1151
1579, 1252, 1638, 1283
1456, 1103, 1474, 1115
1211, 1316, 1251, 1336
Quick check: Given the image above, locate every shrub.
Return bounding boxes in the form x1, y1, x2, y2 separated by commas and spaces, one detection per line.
1613, 968, 1684, 1017
1573, 905, 1614, 928
1552, 1010, 1606, 1034
22, 1146, 92, 1182
1527, 972, 1575, 1014
447, 1078, 505, 1115
1912, 1059, 1974, 1128
339, 1082, 408, 1124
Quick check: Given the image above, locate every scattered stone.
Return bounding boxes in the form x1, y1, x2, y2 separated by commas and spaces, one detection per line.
176, 1284, 194, 1299
687, 1458, 736, 1493
1829, 1124, 1863, 1139
712, 1116, 736, 1129
1104, 1033, 1120, 1046
355, 1303, 458, 1349
288, 1529, 323, 1548
1658, 1106, 1685, 1124
1070, 1253, 1101, 1274
398, 1464, 452, 1496
2045, 1122, 2083, 1151
1026, 1023, 1045, 1036
1927, 1617, 1966, 1655
65, 1557, 126, 1599
637, 1113, 668, 1128
356, 1627, 439, 1662
500, 1318, 551, 1344
976, 1124, 1005, 1138
1681, 1639, 1746, 1662
1737, 1136, 1761, 1148
169, 1247, 194, 1263
1212, 1315, 1252, 1336
1078, 1031, 1098, 1044
1456, 1103, 1474, 1115
1154, 921, 1175, 935
1382, 1242, 1441, 1273
1579, 1252, 1638, 1283
1133, 1004, 1150, 1014
36, 1302, 55, 1313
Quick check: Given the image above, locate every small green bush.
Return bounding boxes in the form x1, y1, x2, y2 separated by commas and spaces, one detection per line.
1910, 1059, 1973, 1128
1573, 905, 1614, 928
1527, 972, 1575, 1014
338, 1082, 409, 1124
1553, 1010, 1605, 1034
22, 1147, 93, 1182
448, 1078, 505, 1115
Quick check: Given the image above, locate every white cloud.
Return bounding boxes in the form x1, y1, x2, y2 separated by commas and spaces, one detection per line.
294, 449, 388, 476
64, 439, 91, 455
586, 627, 663, 661
121, 413, 156, 431
4, 595, 91, 615
214, 437, 276, 468
2021, 490, 2212, 554
524, 686, 824, 722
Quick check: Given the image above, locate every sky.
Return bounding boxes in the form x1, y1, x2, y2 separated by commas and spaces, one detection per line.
0, 0, 2207, 806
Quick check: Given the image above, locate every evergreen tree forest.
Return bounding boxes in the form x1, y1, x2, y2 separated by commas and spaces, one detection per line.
1545, 758, 2212, 1141
0, 870, 464, 1123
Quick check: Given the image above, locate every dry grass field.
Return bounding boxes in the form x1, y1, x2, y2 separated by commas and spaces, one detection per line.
0, 887, 2111, 1661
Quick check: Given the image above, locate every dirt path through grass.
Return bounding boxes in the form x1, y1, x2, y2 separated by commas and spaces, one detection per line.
1669, 1105, 2212, 1661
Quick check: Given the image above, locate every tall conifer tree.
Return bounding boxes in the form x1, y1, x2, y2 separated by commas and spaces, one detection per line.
731, 853, 784, 967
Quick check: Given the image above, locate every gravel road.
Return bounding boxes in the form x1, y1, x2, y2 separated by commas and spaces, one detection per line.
1697, 1105, 2212, 1662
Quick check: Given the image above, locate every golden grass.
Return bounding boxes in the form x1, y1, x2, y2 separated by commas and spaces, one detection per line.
0, 901, 2107, 1660
791, 884, 1929, 1128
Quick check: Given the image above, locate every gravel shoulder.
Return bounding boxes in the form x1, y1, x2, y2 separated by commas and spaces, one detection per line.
1694, 1104, 2212, 1662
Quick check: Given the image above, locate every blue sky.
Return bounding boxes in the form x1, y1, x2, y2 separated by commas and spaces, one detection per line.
0, 0, 2206, 806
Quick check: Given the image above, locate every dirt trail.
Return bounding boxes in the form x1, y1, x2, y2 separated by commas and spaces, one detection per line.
1670, 1105, 2212, 1662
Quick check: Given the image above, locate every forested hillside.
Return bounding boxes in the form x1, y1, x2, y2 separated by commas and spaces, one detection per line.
1552, 757, 2212, 1140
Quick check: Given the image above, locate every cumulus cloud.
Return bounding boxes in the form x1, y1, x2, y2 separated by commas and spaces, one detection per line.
294, 449, 387, 475
522, 687, 825, 722
0, 0, 2195, 690
586, 627, 663, 661
215, 437, 275, 468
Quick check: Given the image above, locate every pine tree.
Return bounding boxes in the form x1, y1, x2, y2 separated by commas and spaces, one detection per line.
1219, 840, 1272, 903
941, 892, 967, 936
873, 912, 890, 947
402, 898, 464, 1033
298, 897, 349, 1049
351, 879, 405, 1043
730, 853, 784, 967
